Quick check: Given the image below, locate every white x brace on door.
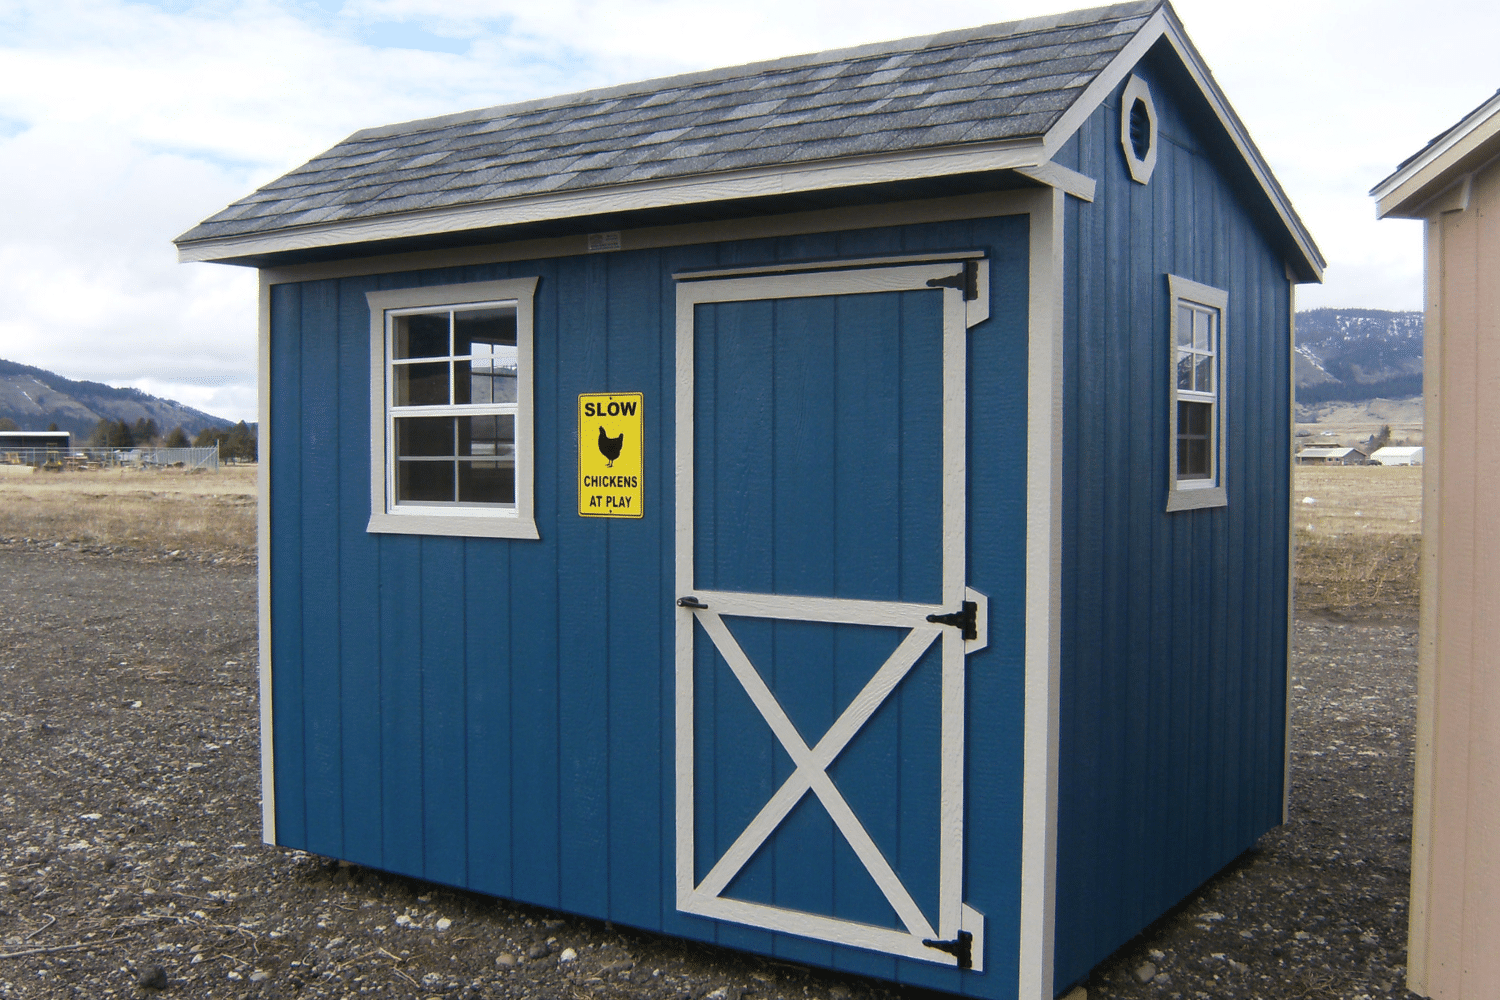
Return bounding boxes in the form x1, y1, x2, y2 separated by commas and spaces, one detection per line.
674, 256, 990, 970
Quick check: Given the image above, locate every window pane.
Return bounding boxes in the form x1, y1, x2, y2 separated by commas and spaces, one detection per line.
1195, 353, 1213, 392
1205, 312, 1217, 354
1179, 400, 1209, 436
393, 312, 449, 359
396, 417, 454, 457
455, 353, 519, 405
1193, 309, 1209, 351
398, 460, 455, 502
393, 361, 449, 406
455, 309, 518, 405
1177, 400, 1212, 480
1178, 437, 1210, 479
454, 308, 516, 353
458, 461, 516, 504
1177, 350, 1194, 390
1177, 306, 1193, 347
460, 414, 515, 461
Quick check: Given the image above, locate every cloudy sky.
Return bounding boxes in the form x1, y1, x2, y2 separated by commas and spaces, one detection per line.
0, 0, 1494, 423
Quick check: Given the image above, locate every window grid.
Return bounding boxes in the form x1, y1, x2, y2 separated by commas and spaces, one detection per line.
1175, 303, 1218, 482
1166, 274, 1228, 512
387, 302, 519, 508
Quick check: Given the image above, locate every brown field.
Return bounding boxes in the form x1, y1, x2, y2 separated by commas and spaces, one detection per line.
0, 464, 256, 560
1294, 464, 1422, 619
0, 462, 1420, 616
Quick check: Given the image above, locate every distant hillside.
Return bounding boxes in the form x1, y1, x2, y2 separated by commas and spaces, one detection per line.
0, 358, 235, 439
1295, 308, 1423, 405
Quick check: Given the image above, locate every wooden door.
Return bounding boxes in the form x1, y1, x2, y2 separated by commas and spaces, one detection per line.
674, 259, 989, 969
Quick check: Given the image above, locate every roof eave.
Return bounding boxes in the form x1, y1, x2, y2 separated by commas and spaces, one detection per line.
1040, 3, 1323, 282
175, 136, 1050, 265
1373, 92, 1500, 219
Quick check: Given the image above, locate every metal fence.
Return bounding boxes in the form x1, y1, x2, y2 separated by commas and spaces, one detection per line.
0, 446, 220, 472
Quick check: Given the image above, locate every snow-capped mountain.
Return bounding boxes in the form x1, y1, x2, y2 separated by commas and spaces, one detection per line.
1294, 309, 1423, 405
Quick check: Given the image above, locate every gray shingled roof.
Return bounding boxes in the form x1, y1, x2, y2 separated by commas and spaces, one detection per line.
176, 1, 1159, 247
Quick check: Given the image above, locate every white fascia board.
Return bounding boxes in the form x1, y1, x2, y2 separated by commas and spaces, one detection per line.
176, 137, 1047, 265
1373, 95, 1500, 218
1041, 6, 1325, 283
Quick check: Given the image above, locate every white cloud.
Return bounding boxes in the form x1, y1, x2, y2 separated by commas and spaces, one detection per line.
1, 0, 1496, 424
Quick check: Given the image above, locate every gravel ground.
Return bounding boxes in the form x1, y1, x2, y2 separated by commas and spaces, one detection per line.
0, 540, 1421, 1000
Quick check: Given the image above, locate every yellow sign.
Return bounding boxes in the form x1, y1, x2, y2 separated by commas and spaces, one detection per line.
578, 392, 643, 518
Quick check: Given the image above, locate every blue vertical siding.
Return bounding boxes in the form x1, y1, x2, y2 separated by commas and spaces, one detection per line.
266, 215, 1029, 998
336, 275, 384, 869
1051, 54, 1292, 988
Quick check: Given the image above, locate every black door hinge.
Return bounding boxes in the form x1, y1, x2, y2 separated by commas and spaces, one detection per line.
926, 600, 978, 641
925, 260, 978, 301
922, 930, 973, 969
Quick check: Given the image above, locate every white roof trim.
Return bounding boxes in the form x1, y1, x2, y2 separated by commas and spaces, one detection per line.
178, 2, 1320, 278
1043, 5, 1323, 282
176, 137, 1047, 264
1373, 91, 1500, 219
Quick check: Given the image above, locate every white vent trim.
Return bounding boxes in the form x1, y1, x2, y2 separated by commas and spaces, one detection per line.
1120, 74, 1159, 185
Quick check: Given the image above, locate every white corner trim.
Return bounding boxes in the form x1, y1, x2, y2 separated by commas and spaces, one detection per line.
365, 277, 541, 540
1284, 276, 1296, 824
177, 138, 1047, 265
256, 270, 276, 847
1119, 74, 1159, 185
1019, 185, 1062, 1000
1014, 162, 1097, 203
1406, 214, 1443, 991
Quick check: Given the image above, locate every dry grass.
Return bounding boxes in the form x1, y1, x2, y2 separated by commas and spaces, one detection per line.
0, 465, 256, 559
0, 462, 1424, 616
1294, 465, 1422, 618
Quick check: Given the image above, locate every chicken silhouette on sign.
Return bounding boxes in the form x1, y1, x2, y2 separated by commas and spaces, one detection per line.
598, 426, 624, 467
577, 392, 643, 518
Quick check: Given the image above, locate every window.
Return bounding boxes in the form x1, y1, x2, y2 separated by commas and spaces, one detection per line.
1166, 274, 1228, 511
366, 278, 539, 539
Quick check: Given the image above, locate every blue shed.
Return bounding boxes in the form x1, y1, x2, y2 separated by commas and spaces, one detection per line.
176, 3, 1322, 997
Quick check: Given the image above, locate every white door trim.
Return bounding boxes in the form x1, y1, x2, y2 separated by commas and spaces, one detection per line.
674, 259, 988, 969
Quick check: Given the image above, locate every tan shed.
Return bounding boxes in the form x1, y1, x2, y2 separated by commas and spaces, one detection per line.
1373, 89, 1500, 1000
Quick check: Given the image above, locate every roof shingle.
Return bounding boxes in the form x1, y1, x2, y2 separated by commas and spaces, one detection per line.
177, 1, 1159, 246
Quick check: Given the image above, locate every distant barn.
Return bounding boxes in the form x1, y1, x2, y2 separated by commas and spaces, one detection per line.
1296, 445, 1367, 465
1368, 446, 1423, 466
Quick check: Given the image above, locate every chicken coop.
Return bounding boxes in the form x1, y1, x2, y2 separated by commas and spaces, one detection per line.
176, 3, 1321, 997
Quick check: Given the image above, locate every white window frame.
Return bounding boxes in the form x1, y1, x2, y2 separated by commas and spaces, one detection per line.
366, 277, 540, 539
1166, 274, 1228, 512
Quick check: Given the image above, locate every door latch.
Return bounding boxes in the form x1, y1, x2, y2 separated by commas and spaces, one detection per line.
926, 601, 978, 641
922, 930, 973, 969
677, 596, 708, 609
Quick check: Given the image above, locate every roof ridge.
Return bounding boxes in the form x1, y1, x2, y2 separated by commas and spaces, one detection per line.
349, 1, 1161, 143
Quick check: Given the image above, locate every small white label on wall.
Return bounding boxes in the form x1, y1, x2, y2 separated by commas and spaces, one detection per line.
587, 231, 622, 253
